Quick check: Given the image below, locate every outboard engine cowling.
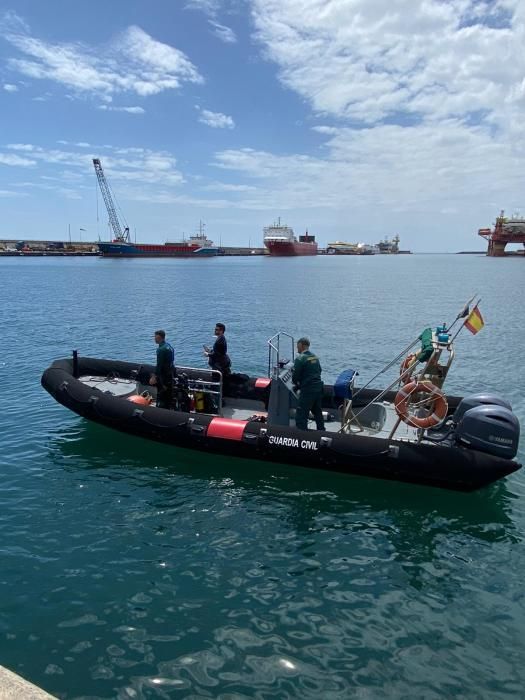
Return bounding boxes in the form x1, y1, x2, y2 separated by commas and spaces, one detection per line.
453, 393, 512, 425
455, 405, 520, 459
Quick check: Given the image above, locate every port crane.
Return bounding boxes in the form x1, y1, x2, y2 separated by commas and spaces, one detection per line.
92, 158, 130, 243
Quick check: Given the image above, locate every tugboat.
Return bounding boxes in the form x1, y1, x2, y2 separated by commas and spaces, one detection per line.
41, 301, 521, 492
263, 219, 317, 256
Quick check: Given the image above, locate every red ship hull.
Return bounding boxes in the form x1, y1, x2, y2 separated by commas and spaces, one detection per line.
265, 240, 318, 256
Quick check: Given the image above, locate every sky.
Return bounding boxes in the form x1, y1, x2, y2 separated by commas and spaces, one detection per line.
0, 0, 524, 252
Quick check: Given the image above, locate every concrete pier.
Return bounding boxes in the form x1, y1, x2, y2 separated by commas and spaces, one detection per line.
0, 665, 57, 699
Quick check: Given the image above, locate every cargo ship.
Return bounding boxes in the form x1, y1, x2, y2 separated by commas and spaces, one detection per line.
263, 219, 317, 256
98, 232, 219, 258
92, 159, 219, 258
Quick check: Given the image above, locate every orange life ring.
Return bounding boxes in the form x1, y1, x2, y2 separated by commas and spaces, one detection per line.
394, 380, 448, 429
399, 353, 417, 384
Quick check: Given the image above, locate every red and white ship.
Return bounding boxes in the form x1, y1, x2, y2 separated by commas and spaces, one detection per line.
263, 218, 317, 256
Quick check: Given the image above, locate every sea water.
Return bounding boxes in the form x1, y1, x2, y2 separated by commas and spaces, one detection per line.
0, 254, 524, 699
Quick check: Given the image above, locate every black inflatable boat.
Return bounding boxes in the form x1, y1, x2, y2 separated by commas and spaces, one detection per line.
41, 329, 521, 492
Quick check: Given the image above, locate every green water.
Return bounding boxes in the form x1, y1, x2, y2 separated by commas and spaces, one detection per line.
0, 254, 524, 699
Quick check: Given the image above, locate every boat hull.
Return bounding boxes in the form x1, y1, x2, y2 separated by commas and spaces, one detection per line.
41, 357, 521, 492
264, 241, 318, 256
98, 242, 218, 257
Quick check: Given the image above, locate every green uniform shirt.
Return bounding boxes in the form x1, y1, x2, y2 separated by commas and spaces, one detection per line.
292, 350, 323, 392
156, 341, 175, 381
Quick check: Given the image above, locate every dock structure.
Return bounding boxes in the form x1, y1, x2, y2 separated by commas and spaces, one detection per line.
0, 665, 58, 699
478, 211, 525, 256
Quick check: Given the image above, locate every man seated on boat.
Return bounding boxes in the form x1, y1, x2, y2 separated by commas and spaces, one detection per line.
292, 337, 325, 431
149, 330, 175, 409
204, 322, 231, 377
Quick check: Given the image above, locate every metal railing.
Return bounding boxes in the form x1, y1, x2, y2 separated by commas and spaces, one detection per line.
175, 365, 223, 415
267, 331, 295, 378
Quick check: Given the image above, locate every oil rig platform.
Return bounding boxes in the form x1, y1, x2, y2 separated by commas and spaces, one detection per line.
478, 211, 525, 256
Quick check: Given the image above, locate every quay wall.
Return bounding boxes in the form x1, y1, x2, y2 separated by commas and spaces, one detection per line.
0, 665, 57, 699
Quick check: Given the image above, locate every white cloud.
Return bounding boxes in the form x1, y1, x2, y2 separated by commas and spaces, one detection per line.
0, 189, 27, 197
1, 15, 203, 101
203, 182, 257, 192
252, 0, 525, 128
185, 0, 220, 16
3, 83, 18, 92
0, 152, 36, 166
98, 105, 145, 114
208, 113, 523, 228
209, 20, 237, 43
3, 142, 186, 189
7, 143, 35, 151
198, 107, 235, 128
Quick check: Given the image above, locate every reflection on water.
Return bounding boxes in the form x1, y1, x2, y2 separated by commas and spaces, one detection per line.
18, 421, 518, 699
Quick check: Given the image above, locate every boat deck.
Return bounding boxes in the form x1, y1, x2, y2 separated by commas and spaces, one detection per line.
80, 375, 421, 442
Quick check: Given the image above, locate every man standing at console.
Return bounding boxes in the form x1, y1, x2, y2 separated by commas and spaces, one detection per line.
204, 322, 231, 376
149, 330, 175, 408
292, 337, 325, 431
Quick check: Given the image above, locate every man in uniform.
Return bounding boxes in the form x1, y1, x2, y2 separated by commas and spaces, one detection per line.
204, 322, 231, 377
149, 330, 175, 408
292, 337, 325, 431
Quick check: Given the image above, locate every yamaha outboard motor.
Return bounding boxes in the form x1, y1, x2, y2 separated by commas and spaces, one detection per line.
453, 393, 512, 424
455, 405, 520, 459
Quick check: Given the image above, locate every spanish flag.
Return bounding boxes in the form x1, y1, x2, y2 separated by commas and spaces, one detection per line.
464, 305, 484, 335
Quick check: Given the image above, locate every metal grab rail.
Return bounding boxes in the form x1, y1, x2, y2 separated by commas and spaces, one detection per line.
267, 331, 295, 378
340, 337, 455, 436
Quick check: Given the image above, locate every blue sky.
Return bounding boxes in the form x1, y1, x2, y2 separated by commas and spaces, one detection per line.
1, 0, 524, 251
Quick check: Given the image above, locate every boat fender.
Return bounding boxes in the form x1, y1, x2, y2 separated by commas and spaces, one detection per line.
395, 381, 448, 429
207, 417, 247, 441
127, 393, 153, 406
255, 378, 271, 389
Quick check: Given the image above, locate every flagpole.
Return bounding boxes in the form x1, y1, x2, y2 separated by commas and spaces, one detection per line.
447, 294, 477, 334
